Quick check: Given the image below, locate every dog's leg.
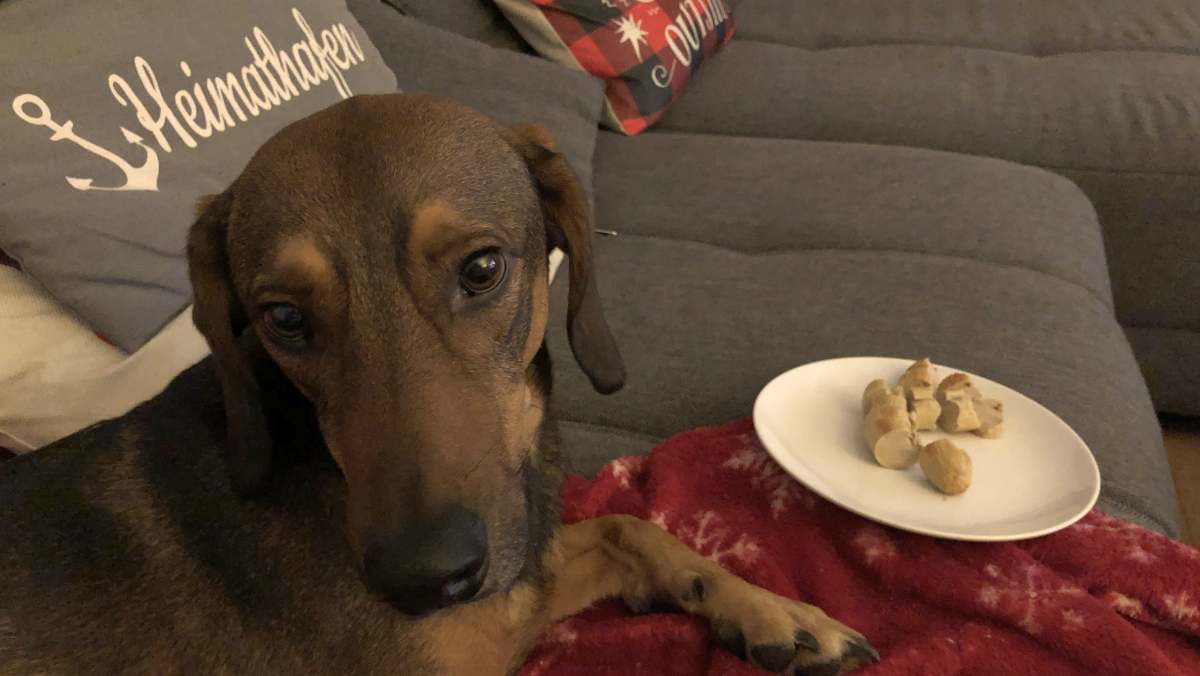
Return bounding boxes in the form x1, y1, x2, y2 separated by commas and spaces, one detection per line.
541, 515, 878, 674
420, 515, 877, 675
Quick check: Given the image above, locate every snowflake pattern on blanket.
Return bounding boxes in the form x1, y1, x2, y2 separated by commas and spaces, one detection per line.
536, 418, 1200, 676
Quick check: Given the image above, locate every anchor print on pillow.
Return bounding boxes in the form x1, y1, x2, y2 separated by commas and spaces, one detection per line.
9, 9, 367, 193
13, 94, 161, 192
0, 1, 397, 352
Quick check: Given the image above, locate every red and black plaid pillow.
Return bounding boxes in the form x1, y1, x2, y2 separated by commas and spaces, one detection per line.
495, 0, 735, 135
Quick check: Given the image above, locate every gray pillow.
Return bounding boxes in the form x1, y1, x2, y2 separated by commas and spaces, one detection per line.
348, 0, 605, 199
379, 0, 531, 52
1, 0, 398, 352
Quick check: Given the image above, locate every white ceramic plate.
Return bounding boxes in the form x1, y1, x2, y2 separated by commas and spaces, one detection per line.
753, 357, 1100, 541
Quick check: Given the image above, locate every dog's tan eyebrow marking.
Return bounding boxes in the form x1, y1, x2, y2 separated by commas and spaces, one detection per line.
252, 236, 335, 299
408, 199, 499, 263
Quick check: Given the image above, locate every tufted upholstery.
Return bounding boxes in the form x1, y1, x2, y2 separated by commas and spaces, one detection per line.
664, 0, 1200, 415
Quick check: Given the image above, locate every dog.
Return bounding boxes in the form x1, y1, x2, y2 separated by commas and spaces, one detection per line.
0, 94, 876, 675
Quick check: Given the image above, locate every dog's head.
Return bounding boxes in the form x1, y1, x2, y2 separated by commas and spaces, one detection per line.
186, 94, 623, 615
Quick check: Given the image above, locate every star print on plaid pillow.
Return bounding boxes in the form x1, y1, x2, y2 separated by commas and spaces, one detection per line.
495, 0, 736, 135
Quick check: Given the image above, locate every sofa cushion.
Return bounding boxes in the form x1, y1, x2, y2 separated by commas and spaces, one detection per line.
1127, 327, 1200, 417
548, 131, 1180, 536
1, 0, 397, 353
654, 0, 1200, 415
494, 0, 736, 134
588, 132, 1113, 306
731, 0, 1200, 54
659, 43, 1200, 176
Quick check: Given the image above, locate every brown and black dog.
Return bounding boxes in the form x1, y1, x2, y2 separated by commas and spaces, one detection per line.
0, 95, 875, 675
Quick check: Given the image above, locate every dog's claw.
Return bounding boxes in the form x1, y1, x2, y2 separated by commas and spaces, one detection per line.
794, 628, 820, 653
713, 619, 747, 660
696, 570, 869, 673
847, 638, 880, 664
751, 643, 797, 672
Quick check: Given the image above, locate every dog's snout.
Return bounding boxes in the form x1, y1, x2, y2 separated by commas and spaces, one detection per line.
363, 505, 489, 615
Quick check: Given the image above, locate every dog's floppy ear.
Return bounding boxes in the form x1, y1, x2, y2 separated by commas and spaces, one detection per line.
507, 123, 625, 394
187, 191, 274, 496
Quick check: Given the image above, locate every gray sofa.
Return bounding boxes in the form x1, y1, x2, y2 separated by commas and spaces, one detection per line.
369, 1, 1191, 536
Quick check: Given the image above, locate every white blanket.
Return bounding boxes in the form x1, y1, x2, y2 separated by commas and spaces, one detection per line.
0, 267, 208, 452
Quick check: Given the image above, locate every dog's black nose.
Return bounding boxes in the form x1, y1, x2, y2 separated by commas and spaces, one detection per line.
363, 505, 489, 615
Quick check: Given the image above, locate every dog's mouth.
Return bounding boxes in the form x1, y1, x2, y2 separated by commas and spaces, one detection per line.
362, 543, 527, 617
474, 520, 534, 600
377, 555, 493, 617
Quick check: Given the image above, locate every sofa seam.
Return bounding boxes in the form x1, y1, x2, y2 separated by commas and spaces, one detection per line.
1052, 166, 1200, 179
733, 34, 1200, 62
648, 127, 1200, 178
598, 232, 1116, 311
1123, 325, 1200, 334
555, 418, 665, 446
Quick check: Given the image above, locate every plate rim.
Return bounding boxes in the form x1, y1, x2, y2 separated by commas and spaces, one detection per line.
752, 356, 1102, 542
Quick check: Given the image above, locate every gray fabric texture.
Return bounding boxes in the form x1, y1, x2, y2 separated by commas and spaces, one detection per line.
1127, 327, 1200, 417
733, 0, 1200, 54
547, 131, 1180, 536
653, 0, 1200, 415
490, 0, 591, 81
0, 0, 398, 352
380, 0, 530, 51
1061, 168, 1200, 415
557, 421, 660, 479
591, 132, 1113, 307
348, 0, 605, 203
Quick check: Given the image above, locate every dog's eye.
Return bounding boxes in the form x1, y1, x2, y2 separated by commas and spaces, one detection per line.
263, 303, 307, 343
459, 250, 506, 296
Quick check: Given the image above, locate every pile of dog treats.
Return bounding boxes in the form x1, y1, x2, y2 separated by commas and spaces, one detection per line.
861, 358, 1005, 495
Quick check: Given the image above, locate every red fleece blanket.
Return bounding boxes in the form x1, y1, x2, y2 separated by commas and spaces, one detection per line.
522, 419, 1200, 676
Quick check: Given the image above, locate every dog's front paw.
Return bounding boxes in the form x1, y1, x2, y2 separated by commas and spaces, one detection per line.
675, 571, 878, 674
